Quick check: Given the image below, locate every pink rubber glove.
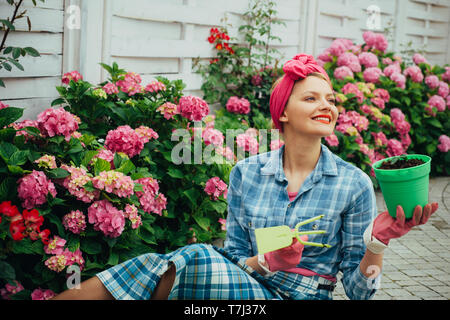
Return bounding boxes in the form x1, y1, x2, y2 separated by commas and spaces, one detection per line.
264, 235, 308, 272
372, 203, 439, 245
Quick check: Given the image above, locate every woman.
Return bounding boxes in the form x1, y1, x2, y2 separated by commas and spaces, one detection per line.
52, 54, 438, 300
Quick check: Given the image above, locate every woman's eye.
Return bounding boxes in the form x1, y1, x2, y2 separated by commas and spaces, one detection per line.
305, 97, 315, 101
329, 99, 336, 104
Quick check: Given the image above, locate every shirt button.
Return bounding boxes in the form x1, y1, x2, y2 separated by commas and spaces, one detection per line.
287, 203, 292, 208
248, 222, 252, 228
312, 224, 318, 230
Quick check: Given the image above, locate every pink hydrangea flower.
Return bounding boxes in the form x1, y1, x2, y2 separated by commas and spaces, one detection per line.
363, 31, 388, 52
178, 96, 210, 121
442, 67, 450, 82
393, 119, 411, 136
60, 164, 100, 203
92, 170, 135, 198
0, 281, 24, 300
157, 102, 179, 120
371, 97, 385, 110
226, 96, 251, 115
236, 133, 259, 155
373, 88, 390, 103
62, 71, 83, 85
371, 132, 388, 147
425, 75, 440, 89
325, 134, 339, 147
337, 52, 361, 73
64, 248, 85, 271
390, 72, 406, 89
91, 148, 115, 169
437, 81, 449, 97
44, 254, 68, 273
404, 66, 424, 83
428, 95, 446, 112
317, 48, 333, 62
88, 200, 125, 238
386, 139, 405, 157
329, 38, 353, 57
124, 204, 142, 229
437, 135, 450, 152
202, 127, 224, 147
134, 177, 160, 197
334, 66, 354, 80
105, 125, 145, 158
37, 108, 79, 142
17, 170, 57, 210
383, 63, 401, 78
135, 126, 159, 144
390, 108, 405, 122
62, 210, 87, 234
382, 57, 393, 65
31, 288, 56, 300
145, 80, 166, 93
35, 155, 57, 170
412, 53, 428, 65
44, 236, 67, 255
0, 100, 9, 110
341, 83, 364, 103
204, 177, 228, 200
218, 218, 227, 231
103, 82, 119, 95
10, 119, 40, 142
270, 139, 285, 150
363, 67, 383, 83
134, 177, 167, 216
400, 133, 412, 150
359, 52, 379, 68
215, 145, 236, 161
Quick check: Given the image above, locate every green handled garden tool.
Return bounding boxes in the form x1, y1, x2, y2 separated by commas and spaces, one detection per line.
255, 215, 332, 254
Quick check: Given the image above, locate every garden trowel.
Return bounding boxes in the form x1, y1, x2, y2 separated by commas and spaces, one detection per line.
255, 215, 332, 254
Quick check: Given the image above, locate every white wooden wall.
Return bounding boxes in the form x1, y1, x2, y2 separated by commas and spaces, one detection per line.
1, 0, 449, 121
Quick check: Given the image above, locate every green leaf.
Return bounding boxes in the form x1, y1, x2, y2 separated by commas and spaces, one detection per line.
106, 250, 119, 266
94, 158, 111, 175
9, 150, 29, 166
81, 150, 99, 167
194, 215, 211, 231
46, 168, 70, 179
115, 159, 135, 175
0, 107, 23, 128
80, 238, 102, 255
183, 188, 200, 206
210, 200, 227, 214
51, 98, 66, 106
23, 47, 40, 57
167, 167, 184, 179
427, 118, 443, 129
0, 260, 16, 281
7, 165, 24, 174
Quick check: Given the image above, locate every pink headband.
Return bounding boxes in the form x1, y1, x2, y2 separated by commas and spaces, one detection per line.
269, 54, 330, 132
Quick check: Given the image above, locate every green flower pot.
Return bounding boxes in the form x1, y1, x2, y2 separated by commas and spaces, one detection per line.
372, 154, 431, 219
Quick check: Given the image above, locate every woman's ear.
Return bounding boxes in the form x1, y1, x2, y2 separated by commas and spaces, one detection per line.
279, 110, 288, 123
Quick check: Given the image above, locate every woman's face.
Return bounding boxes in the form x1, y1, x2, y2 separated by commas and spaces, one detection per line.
280, 76, 338, 138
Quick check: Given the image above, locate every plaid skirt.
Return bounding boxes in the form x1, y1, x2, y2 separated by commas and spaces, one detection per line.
96, 244, 335, 300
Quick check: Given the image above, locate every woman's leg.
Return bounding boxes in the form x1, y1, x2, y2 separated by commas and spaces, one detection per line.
51, 276, 114, 300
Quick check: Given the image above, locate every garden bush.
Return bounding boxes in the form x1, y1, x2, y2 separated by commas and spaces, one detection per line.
316, 31, 449, 181
0, 63, 250, 299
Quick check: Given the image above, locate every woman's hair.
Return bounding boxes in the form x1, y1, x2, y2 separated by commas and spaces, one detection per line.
269, 72, 332, 130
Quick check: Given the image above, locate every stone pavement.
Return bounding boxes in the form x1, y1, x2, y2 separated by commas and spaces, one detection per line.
334, 177, 450, 300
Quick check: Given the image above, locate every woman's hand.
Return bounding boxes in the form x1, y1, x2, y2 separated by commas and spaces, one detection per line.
264, 235, 308, 272
372, 203, 439, 245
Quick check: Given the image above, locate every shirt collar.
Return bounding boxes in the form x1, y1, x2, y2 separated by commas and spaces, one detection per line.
260, 144, 338, 182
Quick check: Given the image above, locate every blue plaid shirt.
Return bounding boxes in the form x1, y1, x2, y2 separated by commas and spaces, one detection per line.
224, 144, 379, 300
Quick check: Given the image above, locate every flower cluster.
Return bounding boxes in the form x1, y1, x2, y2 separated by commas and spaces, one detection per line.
62, 210, 87, 234
204, 177, 228, 200
34, 155, 57, 170
105, 125, 146, 158
116, 72, 144, 96
134, 177, 167, 216
0, 100, 9, 110
17, 170, 57, 210
87, 200, 125, 238
44, 236, 85, 272
236, 132, 259, 155
438, 135, 450, 152
31, 288, 55, 300
135, 126, 159, 144
208, 28, 234, 54
157, 102, 179, 120
92, 170, 135, 198
123, 204, 142, 229
0, 201, 51, 244
61, 164, 100, 203
226, 96, 251, 115
202, 127, 224, 147
0, 281, 24, 300
177, 96, 210, 121
62, 71, 83, 85
37, 108, 79, 142
145, 80, 166, 93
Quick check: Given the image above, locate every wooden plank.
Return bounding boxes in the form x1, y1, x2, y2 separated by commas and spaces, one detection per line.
111, 16, 182, 40
110, 36, 214, 58
0, 31, 62, 54
0, 54, 62, 78
110, 57, 179, 74
411, 0, 450, 7
0, 4, 64, 33
2, 97, 58, 122
405, 24, 449, 37
406, 7, 450, 22
318, 0, 362, 19
141, 73, 203, 91
0, 77, 61, 100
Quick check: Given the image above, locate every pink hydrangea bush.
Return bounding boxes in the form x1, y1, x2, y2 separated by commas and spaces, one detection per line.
17, 170, 57, 210
37, 108, 79, 142
226, 96, 251, 114
88, 200, 125, 238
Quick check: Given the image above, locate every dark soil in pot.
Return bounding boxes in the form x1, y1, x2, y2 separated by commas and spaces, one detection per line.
378, 157, 425, 170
